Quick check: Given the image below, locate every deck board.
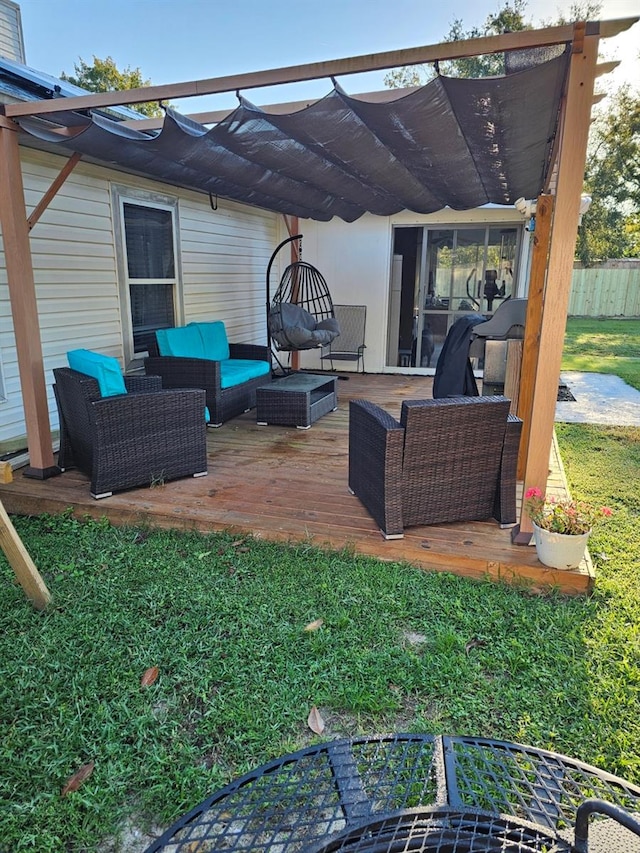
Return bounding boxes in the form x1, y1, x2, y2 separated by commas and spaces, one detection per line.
0, 372, 594, 595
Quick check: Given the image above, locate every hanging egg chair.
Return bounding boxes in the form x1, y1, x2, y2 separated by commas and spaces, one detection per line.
266, 235, 340, 356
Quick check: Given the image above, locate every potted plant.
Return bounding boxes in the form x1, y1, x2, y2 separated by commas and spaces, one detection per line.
524, 487, 612, 570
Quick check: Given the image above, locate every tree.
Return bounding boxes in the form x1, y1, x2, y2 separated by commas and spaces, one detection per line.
60, 56, 163, 118
577, 85, 640, 264
384, 1, 530, 88
541, 2, 602, 26
384, 0, 640, 264
384, 2, 602, 86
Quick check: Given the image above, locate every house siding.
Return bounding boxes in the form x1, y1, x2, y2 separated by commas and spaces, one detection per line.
0, 147, 277, 449
0, 0, 24, 63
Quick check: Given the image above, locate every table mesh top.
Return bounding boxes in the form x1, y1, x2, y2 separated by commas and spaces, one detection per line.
145, 734, 640, 852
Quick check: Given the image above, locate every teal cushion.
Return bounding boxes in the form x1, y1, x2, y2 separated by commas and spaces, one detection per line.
191, 321, 230, 361
156, 325, 205, 359
220, 358, 270, 389
67, 349, 127, 397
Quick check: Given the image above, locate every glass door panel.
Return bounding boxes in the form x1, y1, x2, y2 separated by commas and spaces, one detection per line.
452, 228, 485, 312
389, 224, 521, 370
485, 227, 517, 311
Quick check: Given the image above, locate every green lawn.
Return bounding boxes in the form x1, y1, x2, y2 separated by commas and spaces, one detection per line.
563, 318, 640, 390
1, 319, 639, 852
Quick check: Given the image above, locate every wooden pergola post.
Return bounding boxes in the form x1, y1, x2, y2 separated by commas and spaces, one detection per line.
516, 194, 554, 482
515, 29, 600, 543
0, 117, 58, 479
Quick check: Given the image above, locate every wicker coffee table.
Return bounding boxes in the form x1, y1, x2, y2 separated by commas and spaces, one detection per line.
256, 373, 338, 429
145, 734, 640, 852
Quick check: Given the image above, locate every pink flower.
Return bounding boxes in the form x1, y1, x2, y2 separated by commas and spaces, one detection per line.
523, 487, 612, 535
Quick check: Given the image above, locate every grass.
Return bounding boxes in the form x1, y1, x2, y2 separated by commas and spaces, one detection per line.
562, 318, 640, 390
1, 319, 639, 851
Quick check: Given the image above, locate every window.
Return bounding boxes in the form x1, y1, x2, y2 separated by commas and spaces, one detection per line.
113, 187, 182, 366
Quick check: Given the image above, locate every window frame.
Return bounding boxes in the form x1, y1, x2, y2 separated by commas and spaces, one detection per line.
112, 184, 183, 370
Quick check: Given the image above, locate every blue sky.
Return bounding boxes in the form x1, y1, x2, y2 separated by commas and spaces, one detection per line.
18, 0, 640, 113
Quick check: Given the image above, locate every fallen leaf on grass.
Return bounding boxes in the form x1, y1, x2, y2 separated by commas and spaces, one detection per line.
307, 705, 325, 735
465, 638, 487, 655
61, 761, 94, 797
304, 618, 324, 632
141, 666, 159, 687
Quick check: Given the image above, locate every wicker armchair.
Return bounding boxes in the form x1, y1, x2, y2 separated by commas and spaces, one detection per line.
145, 338, 271, 427
53, 367, 208, 499
349, 396, 522, 538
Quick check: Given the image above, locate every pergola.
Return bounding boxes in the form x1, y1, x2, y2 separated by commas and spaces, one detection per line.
0, 16, 636, 546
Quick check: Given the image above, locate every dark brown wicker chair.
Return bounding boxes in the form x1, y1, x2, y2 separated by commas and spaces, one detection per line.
53, 367, 208, 499
145, 339, 271, 427
349, 396, 522, 538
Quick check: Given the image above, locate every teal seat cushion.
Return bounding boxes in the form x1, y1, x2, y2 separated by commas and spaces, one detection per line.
156, 325, 205, 359
191, 321, 230, 361
220, 359, 270, 389
67, 349, 127, 397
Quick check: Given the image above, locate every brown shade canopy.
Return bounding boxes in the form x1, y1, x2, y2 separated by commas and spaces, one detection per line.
17, 48, 569, 221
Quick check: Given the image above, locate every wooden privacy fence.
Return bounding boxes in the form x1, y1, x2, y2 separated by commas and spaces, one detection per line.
569, 261, 640, 318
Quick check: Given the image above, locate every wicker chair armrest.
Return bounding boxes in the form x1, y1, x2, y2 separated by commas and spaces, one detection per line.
124, 374, 162, 393
348, 399, 405, 538
90, 389, 207, 448
229, 342, 270, 362
494, 413, 523, 525
144, 355, 222, 388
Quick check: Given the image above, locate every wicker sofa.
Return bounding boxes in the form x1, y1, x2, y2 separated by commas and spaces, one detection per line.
348, 396, 522, 539
145, 321, 271, 427
53, 366, 208, 499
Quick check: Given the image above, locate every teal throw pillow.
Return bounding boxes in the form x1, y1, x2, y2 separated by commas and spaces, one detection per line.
156, 325, 205, 359
191, 321, 230, 361
67, 349, 127, 397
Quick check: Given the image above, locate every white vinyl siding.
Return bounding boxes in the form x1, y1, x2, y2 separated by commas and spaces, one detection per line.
0, 0, 25, 63
1, 147, 278, 448
180, 197, 277, 345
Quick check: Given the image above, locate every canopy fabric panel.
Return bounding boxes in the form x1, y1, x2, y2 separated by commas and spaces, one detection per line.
17, 50, 570, 222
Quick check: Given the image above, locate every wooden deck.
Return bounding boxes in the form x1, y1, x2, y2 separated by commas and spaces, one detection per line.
0, 372, 594, 595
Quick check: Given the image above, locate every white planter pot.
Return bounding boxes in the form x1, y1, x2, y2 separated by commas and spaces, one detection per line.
532, 523, 591, 570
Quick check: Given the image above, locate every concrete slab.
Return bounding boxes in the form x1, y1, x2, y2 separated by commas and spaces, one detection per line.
555, 371, 640, 426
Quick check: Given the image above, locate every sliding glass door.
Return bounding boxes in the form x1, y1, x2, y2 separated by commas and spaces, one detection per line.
388, 224, 521, 369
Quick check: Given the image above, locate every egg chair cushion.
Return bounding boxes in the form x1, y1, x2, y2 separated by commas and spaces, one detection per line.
269, 303, 340, 350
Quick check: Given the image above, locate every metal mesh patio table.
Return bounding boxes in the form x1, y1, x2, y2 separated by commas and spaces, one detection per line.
144, 734, 640, 852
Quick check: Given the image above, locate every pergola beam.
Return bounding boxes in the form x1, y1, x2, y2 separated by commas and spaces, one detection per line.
4, 18, 636, 119
122, 86, 423, 132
